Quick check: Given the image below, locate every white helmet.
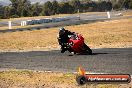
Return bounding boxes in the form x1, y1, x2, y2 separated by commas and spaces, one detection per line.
59, 27, 66, 36
59, 27, 65, 31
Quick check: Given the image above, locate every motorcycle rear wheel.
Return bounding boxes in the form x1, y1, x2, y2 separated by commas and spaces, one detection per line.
83, 43, 92, 55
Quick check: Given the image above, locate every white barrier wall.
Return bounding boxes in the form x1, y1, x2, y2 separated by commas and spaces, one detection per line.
8, 21, 12, 29
21, 21, 27, 26
107, 12, 111, 19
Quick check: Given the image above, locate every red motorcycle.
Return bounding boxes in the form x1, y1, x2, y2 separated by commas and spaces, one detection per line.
64, 33, 92, 55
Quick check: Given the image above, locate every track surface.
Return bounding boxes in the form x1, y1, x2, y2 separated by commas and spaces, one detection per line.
0, 48, 132, 74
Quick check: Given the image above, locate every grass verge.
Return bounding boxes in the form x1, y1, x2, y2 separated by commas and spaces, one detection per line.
0, 70, 131, 88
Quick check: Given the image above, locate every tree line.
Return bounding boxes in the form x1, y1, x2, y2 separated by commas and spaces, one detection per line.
0, 0, 132, 19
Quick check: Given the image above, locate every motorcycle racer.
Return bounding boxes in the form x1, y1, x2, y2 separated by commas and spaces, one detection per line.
57, 27, 92, 55
57, 27, 74, 53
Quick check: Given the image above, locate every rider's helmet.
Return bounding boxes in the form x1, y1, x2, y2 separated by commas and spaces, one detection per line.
59, 27, 66, 36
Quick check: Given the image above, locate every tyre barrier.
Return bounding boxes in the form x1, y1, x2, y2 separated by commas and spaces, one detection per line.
24, 16, 79, 26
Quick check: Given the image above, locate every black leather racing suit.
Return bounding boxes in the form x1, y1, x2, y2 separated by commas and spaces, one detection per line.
58, 30, 74, 53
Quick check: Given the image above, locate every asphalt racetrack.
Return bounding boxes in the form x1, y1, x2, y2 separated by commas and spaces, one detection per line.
0, 48, 132, 74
